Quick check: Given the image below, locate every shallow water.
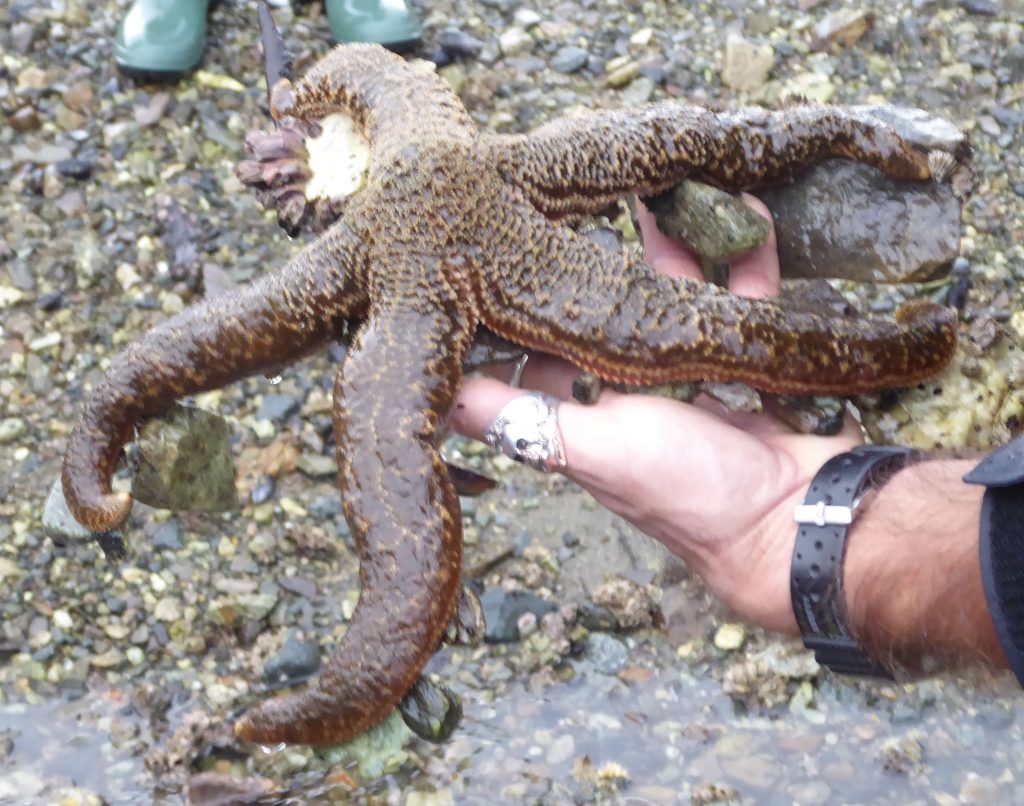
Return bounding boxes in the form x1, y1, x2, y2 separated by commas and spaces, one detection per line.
4, 634, 1022, 804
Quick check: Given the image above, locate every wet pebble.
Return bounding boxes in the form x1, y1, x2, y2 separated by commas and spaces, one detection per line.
960, 0, 998, 14
250, 474, 276, 505
439, 28, 485, 59
255, 394, 301, 422
553, 45, 589, 73
498, 27, 533, 57
55, 157, 93, 179
584, 632, 629, 674
152, 520, 183, 551
0, 418, 26, 445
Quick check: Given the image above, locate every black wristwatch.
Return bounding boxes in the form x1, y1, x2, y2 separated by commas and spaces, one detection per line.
791, 445, 916, 677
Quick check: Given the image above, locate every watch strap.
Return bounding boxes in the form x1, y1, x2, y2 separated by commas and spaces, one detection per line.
791, 445, 915, 677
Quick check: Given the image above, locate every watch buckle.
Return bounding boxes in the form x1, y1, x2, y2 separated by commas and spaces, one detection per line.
794, 500, 853, 527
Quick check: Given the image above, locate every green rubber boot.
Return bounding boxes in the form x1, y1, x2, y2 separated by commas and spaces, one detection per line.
115, 0, 212, 79
325, 0, 422, 51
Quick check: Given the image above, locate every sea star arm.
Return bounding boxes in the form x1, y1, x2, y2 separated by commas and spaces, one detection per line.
233, 295, 476, 746
268, 43, 477, 158
478, 193, 957, 395
61, 219, 371, 533
487, 102, 932, 218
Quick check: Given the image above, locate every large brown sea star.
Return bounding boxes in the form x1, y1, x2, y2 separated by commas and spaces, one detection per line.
62, 31, 959, 746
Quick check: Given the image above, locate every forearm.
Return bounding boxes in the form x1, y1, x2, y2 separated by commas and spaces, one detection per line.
842, 458, 1008, 673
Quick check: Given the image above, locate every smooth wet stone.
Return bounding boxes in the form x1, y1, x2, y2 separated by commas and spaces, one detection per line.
152, 520, 183, 551
296, 452, 337, 478
0, 417, 27, 444
760, 158, 961, 283
438, 28, 485, 59
132, 403, 237, 513
263, 632, 321, 683
43, 477, 112, 544
399, 676, 463, 743
553, 45, 588, 73
480, 588, 556, 643
254, 393, 300, 422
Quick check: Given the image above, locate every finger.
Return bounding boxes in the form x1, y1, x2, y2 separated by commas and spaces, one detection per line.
634, 200, 704, 280
728, 194, 781, 299
453, 376, 744, 491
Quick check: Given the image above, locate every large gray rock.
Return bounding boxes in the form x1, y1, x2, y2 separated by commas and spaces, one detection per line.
760, 158, 962, 283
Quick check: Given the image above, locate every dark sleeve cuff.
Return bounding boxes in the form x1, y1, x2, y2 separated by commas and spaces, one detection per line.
978, 483, 1024, 686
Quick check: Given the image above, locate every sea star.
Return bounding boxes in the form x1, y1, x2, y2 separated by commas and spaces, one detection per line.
62, 36, 959, 746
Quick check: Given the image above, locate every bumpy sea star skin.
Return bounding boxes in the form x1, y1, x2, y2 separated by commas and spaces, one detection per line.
62, 42, 958, 747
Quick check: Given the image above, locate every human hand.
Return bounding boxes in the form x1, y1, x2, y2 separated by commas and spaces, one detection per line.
453, 196, 861, 635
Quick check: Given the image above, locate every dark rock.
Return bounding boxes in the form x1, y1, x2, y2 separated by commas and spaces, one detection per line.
946, 275, 971, 310
255, 393, 301, 422
585, 632, 630, 674
152, 520, 183, 551
36, 290, 64, 311
553, 45, 589, 74
55, 158, 93, 179
262, 631, 321, 683
250, 474, 275, 505
960, 0, 998, 14
760, 159, 962, 283
480, 588, 556, 643
438, 27, 485, 59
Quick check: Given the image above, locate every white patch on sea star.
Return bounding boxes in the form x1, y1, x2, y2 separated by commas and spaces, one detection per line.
305, 112, 370, 202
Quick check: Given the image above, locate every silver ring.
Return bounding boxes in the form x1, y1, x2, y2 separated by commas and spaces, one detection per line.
484, 392, 567, 473
510, 353, 529, 389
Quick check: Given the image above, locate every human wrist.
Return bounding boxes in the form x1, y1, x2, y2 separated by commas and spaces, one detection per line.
841, 458, 1006, 673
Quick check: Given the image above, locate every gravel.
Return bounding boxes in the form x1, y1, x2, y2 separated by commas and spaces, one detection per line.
3, 0, 1024, 803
